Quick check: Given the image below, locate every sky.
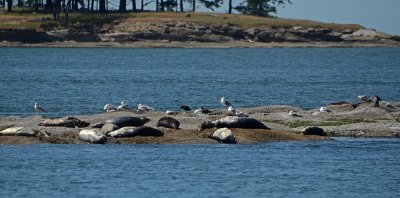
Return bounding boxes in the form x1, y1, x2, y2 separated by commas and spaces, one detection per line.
277, 0, 399, 35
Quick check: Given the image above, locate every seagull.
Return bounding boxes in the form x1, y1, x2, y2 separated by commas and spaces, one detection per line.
227, 106, 248, 117
34, 103, 47, 113
165, 110, 179, 115
117, 101, 130, 111
104, 104, 117, 113
358, 95, 370, 102
180, 105, 191, 111
289, 110, 301, 117
320, 106, 331, 113
138, 103, 153, 112
220, 97, 232, 108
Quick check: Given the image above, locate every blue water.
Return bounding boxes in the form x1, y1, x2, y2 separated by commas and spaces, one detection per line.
1, 47, 400, 117
0, 138, 399, 197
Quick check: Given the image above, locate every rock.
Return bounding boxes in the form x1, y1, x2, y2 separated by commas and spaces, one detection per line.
157, 117, 180, 129
211, 128, 236, 144
39, 117, 90, 128
100, 123, 119, 135
79, 129, 107, 144
302, 127, 326, 136
391, 35, 400, 42
108, 126, 164, 138
0, 28, 55, 43
198, 116, 269, 131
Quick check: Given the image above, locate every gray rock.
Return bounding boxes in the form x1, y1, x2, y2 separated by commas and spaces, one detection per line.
79, 129, 107, 144
211, 128, 236, 144
302, 126, 326, 136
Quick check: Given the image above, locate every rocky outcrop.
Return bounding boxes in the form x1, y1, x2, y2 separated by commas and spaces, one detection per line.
1, 21, 398, 44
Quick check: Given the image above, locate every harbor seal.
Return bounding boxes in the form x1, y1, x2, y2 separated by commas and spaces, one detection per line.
197, 116, 269, 131
79, 129, 107, 144
39, 117, 90, 128
157, 117, 180, 129
93, 117, 150, 128
108, 126, 164, 137
211, 128, 237, 144
302, 126, 326, 136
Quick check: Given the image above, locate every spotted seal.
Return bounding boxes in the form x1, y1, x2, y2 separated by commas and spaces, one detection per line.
108, 126, 164, 137
93, 117, 150, 128
197, 116, 269, 131
156, 117, 180, 129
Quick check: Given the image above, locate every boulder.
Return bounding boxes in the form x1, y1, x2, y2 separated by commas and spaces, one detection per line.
211, 128, 236, 144
302, 126, 326, 136
79, 129, 107, 144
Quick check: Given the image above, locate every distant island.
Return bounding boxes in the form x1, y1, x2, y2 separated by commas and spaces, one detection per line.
1, 11, 400, 47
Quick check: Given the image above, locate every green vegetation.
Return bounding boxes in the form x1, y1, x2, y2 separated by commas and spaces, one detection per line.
264, 118, 374, 128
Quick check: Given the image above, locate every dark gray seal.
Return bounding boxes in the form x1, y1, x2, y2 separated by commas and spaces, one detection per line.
157, 117, 180, 129
39, 117, 90, 128
108, 126, 164, 137
302, 126, 326, 136
197, 116, 269, 131
91, 116, 150, 128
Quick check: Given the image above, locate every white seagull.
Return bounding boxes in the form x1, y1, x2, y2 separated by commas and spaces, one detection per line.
320, 106, 331, 113
104, 104, 117, 113
228, 106, 248, 117
34, 103, 47, 113
220, 97, 232, 108
289, 110, 300, 117
138, 103, 153, 112
117, 101, 130, 111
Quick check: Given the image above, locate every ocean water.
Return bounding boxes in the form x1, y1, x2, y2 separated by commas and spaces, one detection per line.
0, 138, 399, 197
0, 47, 400, 117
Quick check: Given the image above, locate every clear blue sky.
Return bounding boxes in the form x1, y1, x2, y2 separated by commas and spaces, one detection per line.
277, 0, 399, 35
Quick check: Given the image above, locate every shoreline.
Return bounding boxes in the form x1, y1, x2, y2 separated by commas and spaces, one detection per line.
1, 40, 400, 48
1, 102, 399, 145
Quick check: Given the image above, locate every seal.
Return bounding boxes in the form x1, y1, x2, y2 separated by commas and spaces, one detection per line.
106, 116, 151, 128
108, 126, 164, 137
197, 116, 269, 131
39, 117, 90, 128
157, 117, 180, 129
302, 126, 326, 136
79, 129, 107, 144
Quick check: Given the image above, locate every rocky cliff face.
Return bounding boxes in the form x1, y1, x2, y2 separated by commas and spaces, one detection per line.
0, 20, 398, 44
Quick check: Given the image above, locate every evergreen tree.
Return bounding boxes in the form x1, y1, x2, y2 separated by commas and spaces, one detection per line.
235, 0, 291, 17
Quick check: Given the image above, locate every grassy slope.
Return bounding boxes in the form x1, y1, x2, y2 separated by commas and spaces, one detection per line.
0, 8, 363, 31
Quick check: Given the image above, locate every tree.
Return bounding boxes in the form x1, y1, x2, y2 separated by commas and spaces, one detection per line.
119, 0, 126, 11
7, 0, 12, 11
99, 0, 106, 12
132, 0, 136, 11
235, 0, 291, 17
228, 0, 232, 14
198, 0, 222, 11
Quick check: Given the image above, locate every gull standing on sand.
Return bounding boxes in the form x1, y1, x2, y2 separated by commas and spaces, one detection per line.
104, 104, 117, 113
138, 103, 153, 112
117, 101, 130, 111
320, 106, 331, 113
220, 97, 232, 108
34, 103, 47, 113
